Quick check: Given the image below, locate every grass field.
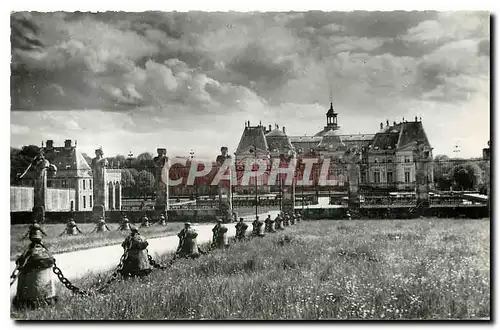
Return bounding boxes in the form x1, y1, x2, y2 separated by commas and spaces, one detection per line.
10, 222, 184, 260
11, 218, 490, 320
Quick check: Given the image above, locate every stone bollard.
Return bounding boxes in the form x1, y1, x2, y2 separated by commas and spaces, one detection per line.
176, 223, 200, 258
140, 213, 151, 228
275, 215, 285, 230
214, 222, 229, 249
13, 230, 57, 309
283, 214, 290, 227
120, 226, 152, 278
264, 215, 276, 233
252, 218, 265, 237
95, 217, 110, 233
235, 218, 248, 240
118, 216, 132, 231
290, 214, 296, 225
22, 221, 47, 240
62, 219, 82, 236
157, 213, 167, 226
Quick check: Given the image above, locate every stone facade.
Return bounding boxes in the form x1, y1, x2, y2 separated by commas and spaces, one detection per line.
13, 140, 121, 214
234, 104, 434, 194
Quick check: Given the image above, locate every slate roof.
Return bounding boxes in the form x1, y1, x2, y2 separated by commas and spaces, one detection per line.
44, 146, 92, 178
371, 133, 400, 151
317, 129, 346, 150
289, 136, 322, 153
235, 126, 269, 154
266, 129, 294, 154
326, 102, 336, 116
397, 121, 431, 148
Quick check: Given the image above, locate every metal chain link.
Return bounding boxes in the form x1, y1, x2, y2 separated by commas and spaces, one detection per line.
95, 243, 130, 293
147, 254, 171, 270
10, 267, 19, 286
52, 264, 89, 296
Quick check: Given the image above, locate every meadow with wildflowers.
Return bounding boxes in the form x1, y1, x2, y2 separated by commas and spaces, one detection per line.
12, 218, 490, 320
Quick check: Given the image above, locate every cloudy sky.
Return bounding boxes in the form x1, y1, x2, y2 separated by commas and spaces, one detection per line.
10, 11, 490, 159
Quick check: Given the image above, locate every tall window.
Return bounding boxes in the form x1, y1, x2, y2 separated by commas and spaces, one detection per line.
83, 180, 86, 190
374, 158, 379, 164
361, 171, 367, 183
387, 171, 393, 183
374, 169, 381, 183
404, 171, 411, 183
404, 156, 411, 163
90, 179, 92, 190
90, 196, 93, 208
83, 196, 86, 208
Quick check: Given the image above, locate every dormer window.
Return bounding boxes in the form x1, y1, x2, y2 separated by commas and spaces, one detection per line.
374, 158, 379, 163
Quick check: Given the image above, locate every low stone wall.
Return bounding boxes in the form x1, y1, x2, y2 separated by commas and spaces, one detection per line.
10, 186, 75, 212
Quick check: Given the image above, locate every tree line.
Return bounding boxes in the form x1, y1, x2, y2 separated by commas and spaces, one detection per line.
432, 155, 489, 193
11, 146, 490, 197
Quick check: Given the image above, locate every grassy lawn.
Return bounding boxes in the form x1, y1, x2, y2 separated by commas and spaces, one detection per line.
11, 218, 490, 320
10, 222, 185, 260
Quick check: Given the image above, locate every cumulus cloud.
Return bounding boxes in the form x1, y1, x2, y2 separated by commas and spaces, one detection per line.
404, 11, 489, 45
10, 11, 491, 158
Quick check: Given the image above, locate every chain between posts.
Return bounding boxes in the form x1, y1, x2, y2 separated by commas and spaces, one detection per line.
52, 263, 89, 296
16, 218, 298, 297
10, 267, 19, 286
95, 244, 130, 293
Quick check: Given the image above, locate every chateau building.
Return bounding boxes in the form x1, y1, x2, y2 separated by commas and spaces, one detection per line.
234, 102, 433, 194
12, 140, 122, 212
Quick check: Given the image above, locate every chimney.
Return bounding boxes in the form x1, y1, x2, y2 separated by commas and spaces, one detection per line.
393, 121, 396, 126
46, 140, 54, 150
64, 139, 72, 149
415, 116, 418, 122
269, 124, 272, 132
386, 120, 389, 127
282, 126, 286, 134
380, 122, 383, 130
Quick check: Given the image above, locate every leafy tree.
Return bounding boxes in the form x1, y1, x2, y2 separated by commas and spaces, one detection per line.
128, 168, 139, 181
132, 152, 155, 172
433, 154, 453, 191
136, 170, 155, 197
451, 162, 483, 191
120, 169, 136, 197
11, 145, 40, 184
